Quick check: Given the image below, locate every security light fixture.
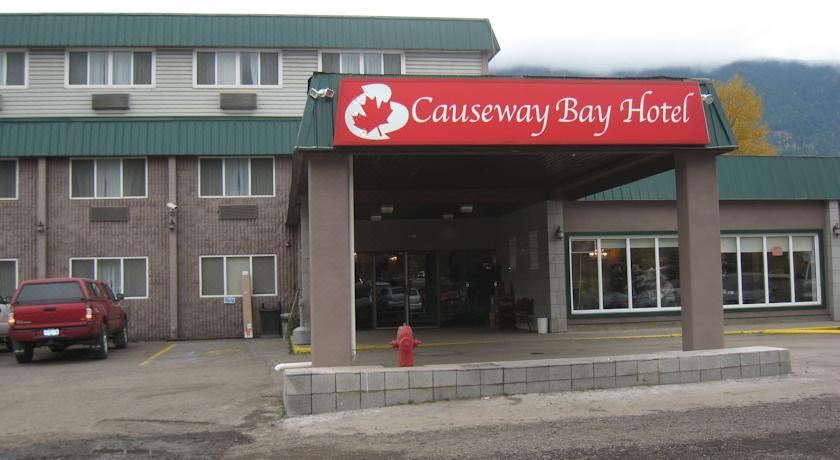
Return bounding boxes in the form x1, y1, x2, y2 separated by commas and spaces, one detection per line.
833, 223, 840, 237
166, 202, 178, 210
554, 227, 564, 240
380, 204, 394, 215
459, 204, 474, 214
442, 213, 455, 220
701, 93, 714, 105
308, 87, 336, 99
370, 215, 382, 222
36, 221, 45, 233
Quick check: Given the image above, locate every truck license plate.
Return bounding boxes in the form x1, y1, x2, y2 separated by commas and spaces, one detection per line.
43, 328, 59, 337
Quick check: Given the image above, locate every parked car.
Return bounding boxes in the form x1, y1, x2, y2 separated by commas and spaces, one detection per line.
0, 297, 11, 352
7, 278, 128, 364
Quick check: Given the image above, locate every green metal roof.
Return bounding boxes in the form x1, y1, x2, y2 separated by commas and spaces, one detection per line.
0, 14, 500, 55
297, 74, 737, 151
582, 156, 840, 201
0, 118, 299, 156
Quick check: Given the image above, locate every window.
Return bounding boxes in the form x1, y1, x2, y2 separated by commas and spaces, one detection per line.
0, 159, 17, 199
321, 52, 402, 74
199, 157, 274, 197
70, 158, 147, 198
0, 259, 17, 299
569, 233, 821, 314
200, 255, 276, 297
70, 257, 148, 298
195, 51, 280, 86
67, 50, 153, 86
0, 51, 26, 87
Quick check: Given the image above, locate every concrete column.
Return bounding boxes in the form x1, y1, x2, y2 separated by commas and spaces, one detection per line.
824, 201, 840, 321
293, 200, 312, 344
307, 154, 354, 367
168, 157, 179, 340
675, 153, 724, 350
546, 201, 568, 332
36, 158, 47, 278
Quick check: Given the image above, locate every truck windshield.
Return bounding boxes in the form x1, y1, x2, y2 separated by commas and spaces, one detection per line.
15, 282, 85, 305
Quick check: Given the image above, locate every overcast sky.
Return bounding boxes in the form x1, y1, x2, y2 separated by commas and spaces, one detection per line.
3, 0, 838, 73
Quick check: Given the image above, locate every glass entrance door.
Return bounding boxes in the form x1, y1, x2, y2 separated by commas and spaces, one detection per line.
373, 253, 406, 328
408, 252, 438, 327
365, 252, 440, 328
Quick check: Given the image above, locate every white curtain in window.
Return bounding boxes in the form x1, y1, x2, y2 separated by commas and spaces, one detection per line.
341, 53, 361, 73
240, 52, 258, 85
226, 257, 250, 296
224, 158, 249, 196
89, 52, 109, 85
112, 52, 132, 85
0, 53, 5, 85
96, 159, 121, 197
363, 53, 383, 74
217, 52, 236, 85
97, 259, 122, 294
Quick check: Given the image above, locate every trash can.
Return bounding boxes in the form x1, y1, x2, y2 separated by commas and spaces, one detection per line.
259, 308, 281, 336
537, 317, 548, 334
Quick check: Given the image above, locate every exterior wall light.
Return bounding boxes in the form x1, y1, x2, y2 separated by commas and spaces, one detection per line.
833, 223, 840, 237
308, 87, 335, 99
554, 227, 564, 240
36, 221, 45, 233
701, 93, 714, 105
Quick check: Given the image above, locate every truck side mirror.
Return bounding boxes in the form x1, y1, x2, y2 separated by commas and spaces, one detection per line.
115, 293, 125, 301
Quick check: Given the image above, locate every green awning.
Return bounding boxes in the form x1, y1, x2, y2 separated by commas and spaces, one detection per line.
0, 117, 299, 157
0, 14, 500, 56
582, 155, 840, 201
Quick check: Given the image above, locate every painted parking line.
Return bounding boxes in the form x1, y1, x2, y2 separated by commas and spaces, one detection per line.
288, 326, 840, 355
139, 343, 177, 367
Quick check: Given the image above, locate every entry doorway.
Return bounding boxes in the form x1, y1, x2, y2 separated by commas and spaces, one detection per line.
354, 251, 497, 329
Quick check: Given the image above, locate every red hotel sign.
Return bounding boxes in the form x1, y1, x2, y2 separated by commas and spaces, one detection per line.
332, 78, 710, 147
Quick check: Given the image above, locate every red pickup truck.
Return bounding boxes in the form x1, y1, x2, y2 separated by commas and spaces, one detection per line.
7, 278, 128, 364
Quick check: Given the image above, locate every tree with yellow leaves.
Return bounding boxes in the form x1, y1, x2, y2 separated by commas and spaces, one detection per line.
715, 75, 777, 155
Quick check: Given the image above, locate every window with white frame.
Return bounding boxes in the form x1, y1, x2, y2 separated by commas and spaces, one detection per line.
70, 257, 148, 298
200, 255, 276, 297
0, 51, 26, 87
67, 50, 153, 86
569, 233, 821, 314
320, 51, 402, 74
70, 158, 147, 199
198, 157, 274, 197
0, 159, 17, 199
195, 51, 280, 86
0, 259, 17, 299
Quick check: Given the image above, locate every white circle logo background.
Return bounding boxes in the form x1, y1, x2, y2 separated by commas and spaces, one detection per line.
344, 83, 409, 140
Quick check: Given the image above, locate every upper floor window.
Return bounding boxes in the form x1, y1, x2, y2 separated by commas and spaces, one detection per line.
199, 157, 274, 197
67, 50, 153, 87
0, 159, 17, 200
321, 52, 402, 74
0, 51, 26, 87
70, 158, 147, 199
195, 51, 281, 87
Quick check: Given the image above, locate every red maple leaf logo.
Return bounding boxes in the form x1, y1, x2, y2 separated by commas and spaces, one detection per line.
352, 96, 393, 135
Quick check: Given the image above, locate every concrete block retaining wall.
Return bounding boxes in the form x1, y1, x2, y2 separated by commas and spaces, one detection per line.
281, 346, 791, 416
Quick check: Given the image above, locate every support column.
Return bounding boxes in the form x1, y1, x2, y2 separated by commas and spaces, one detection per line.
546, 201, 568, 332
168, 157, 179, 340
824, 201, 840, 321
36, 158, 47, 278
675, 153, 724, 350
307, 154, 354, 367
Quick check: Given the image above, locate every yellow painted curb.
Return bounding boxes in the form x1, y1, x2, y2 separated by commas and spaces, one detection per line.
286, 326, 839, 355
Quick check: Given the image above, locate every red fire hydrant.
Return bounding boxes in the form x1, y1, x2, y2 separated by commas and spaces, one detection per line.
389, 323, 422, 367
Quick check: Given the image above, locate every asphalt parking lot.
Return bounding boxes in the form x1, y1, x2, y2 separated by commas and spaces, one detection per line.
0, 324, 838, 459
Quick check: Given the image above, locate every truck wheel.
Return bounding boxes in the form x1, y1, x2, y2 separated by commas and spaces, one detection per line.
14, 342, 34, 364
114, 326, 128, 349
93, 326, 109, 360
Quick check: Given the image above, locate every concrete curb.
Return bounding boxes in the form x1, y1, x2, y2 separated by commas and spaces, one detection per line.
281, 346, 792, 416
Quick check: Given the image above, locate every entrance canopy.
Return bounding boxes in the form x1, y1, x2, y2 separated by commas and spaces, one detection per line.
288, 73, 736, 223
